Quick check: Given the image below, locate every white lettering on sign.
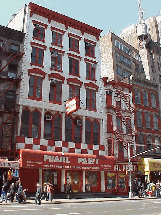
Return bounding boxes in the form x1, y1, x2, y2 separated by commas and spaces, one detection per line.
114, 164, 137, 172
44, 155, 70, 163
78, 157, 99, 165
66, 98, 77, 114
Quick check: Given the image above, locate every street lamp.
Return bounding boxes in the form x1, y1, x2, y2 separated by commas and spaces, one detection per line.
128, 143, 132, 199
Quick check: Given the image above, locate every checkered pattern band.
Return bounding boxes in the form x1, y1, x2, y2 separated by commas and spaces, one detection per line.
16, 136, 106, 156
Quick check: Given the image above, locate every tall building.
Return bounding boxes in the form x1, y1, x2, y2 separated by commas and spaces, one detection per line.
119, 0, 161, 103
0, 25, 24, 183
6, 2, 115, 194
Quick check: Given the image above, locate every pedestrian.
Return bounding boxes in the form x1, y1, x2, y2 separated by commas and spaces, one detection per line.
10, 182, 15, 202
155, 181, 160, 197
43, 183, 47, 201
66, 182, 72, 199
48, 183, 53, 201
17, 182, 23, 203
0, 181, 8, 203
35, 183, 42, 205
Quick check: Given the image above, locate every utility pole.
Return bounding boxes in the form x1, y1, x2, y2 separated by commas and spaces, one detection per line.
128, 143, 132, 199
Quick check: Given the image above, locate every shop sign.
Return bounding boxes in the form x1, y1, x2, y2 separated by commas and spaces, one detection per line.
0, 161, 19, 169
114, 164, 137, 172
20, 149, 114, 171
66, 97, 79, 115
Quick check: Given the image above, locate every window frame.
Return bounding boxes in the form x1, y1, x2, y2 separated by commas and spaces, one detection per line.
136, 111, 142, 127
50, 53, 62, 72
69, 37, 79, 53
143, 91, 149, 106
86, 62, 96, 81
52, 31, 63, 47
116, 117, 122, 132
86, 88, 96, 111
49, 80, 62, 104
85, 42, 95, 58
151, 93, 157, 108
145, 112, 151, 128
146, 135, 152, 150
85, 118, 100, 145
31, 46, 44, 67
33, 25, 45, 42
134, 89, 141, 104
153, 114, 159, 130
69, 57, 80, 77
28, 75, 43, 101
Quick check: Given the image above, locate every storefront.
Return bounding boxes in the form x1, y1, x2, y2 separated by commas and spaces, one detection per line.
105, 162, 138, 196
19, 149, 114, 193
138, 158, 161, 183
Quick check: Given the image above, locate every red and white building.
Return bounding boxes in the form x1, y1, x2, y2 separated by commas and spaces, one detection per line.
7, 2, 114, 194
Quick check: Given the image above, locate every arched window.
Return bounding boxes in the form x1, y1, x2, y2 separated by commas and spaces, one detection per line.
54, 114, 62, 141
32, 110, 40, 138
21, 109, 30, 137
74, 118, 82, 143
65, 116, 72, 142
93, 121, 99, 145
85, 119, 91, 144
44, 112, 52, 140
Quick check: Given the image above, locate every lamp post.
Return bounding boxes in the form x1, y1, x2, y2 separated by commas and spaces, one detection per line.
128, 143, 132, 199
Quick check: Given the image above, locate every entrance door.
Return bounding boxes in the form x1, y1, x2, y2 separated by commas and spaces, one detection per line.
106, 173, 117, 194
118, 174, 127, 194
85, 171, 100, 192
66, 171, 82, 192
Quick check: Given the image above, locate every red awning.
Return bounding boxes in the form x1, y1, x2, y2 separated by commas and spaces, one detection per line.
19, 149, 114, 171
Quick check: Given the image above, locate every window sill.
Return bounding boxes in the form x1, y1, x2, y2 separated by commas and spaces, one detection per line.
51, 43, 63, 49
50, 68, 63, 73
69, 49, 80, 54
32, 37, 45, 43
28, 96, 42, 101
86, 77, 96, 82
30, 63, 44, 68
69, 73, 80, 78
85, 54, 95, 59
49, 101, 62, 105
86, 108, 97, 112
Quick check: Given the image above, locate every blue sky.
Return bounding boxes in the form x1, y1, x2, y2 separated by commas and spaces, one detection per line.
0, 0, 161, 36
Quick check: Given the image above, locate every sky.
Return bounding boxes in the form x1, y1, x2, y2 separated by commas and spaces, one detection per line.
0, 0, 161, 36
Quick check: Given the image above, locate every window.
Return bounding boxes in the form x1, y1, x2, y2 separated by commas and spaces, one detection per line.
32, 111, 40, 138
116, 117, 122, 132
134, 63, 140, 73
117, 65, 131, 78
69, 84, 80, 100
44, 113, 62, 140
0, 41, 3, 47
5, 91, 15, 110
151, 94, 157, 108
155, 137, 161, 153
135, 89, 140, 104
126, 119, 131, 134
93, 121, 99, 145
52, 31, 62, 47
86, 89, 96, 110
115, 40, 130, 55
51, 52, 62, 71
54, 114, 62, 141
86, 62, 95, 80
116, 100, 121, 109
20, 109, 41, 138
137, 134, 144, 153
65, 116, 72, 142
143, 91, 149, 106
116, 53, 131, 67
33, 25, 45, 41
69, 37, 79, 53
28, 75, 42, 100
145, 112, 151, 128
153, 114, 158, 130
85, 119, 91, 144
118, 142, 123, 152
69, 58, 79, 76
85, 119, 100, 145
20, 109, 30, 137
85, 42, 95, 58
31, 47, 44, 67
49, 81, 62, 104
146, 135, 152, 150
11, 44, 19, 51
74, 118, 82, 143
136, 111, 142, 127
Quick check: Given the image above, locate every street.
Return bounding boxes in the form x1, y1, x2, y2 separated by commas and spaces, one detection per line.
0, 198, 161, 215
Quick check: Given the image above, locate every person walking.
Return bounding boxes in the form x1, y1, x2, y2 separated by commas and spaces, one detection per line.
9, 183, 15, 202
43, 183, 47, 201
155, 181, 160, 197
0, 181, 8, 203
66, 182, 72, 199
48, 183, 53, 201
17, 182, 23, 203
35, 183, 42, 205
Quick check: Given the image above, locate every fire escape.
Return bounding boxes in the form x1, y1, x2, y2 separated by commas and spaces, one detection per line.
0, 47, 24, 160
106, 82, 135, 159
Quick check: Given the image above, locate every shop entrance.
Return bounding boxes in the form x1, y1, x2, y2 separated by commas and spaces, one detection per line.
118, 174, 127, 194
43, 169, 61, 193
85, 171, 101, 192
66, 170, 82, 192
106, 173, 117, 194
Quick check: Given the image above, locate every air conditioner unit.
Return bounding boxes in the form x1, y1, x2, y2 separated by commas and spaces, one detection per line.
76, 120, 82, 126
106, 90, 112, 95
51, 51, 58, 57
91, 63, 96, 68
50, 78, 57, 85
8, 72, 16, 79
45, 115, 52, 121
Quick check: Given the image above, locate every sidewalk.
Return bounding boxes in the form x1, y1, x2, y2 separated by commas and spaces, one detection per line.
1, 196, 159, 205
